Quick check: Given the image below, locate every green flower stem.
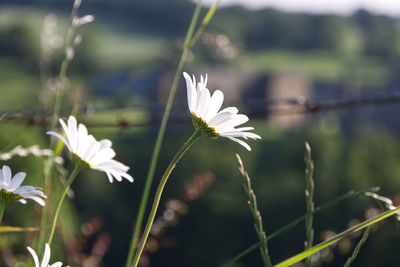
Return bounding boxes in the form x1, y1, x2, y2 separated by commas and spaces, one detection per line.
125, 48, 190, 267
132, 131, 201, 267
47, 164, 81, 245
124, 2, 203, 266
0, 202, 6, 224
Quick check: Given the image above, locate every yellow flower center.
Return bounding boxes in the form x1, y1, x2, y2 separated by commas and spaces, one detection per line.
0, 189, 22, 205
191, 113, 219, 138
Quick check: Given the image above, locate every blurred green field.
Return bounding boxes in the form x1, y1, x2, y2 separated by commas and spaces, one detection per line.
243, 49, 390, 84
1, 2, 400, 267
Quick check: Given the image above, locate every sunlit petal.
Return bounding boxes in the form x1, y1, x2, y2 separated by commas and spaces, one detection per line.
27, 244, 67, 267
27, 247, 40, 267
8, 172, 26, 191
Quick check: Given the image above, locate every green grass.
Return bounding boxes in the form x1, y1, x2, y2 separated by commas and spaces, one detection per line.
0, 63, 40, 110
0, 7, 168, 71
242, 49, 390, 85
243, 49, 343, 80
91, 26, 167, 70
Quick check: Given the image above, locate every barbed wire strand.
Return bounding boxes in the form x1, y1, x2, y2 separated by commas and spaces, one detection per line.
1, 92, 400, 129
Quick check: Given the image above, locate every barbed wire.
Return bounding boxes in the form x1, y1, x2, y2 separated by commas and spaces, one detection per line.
267, 91, 400, 115
1, 91, 400, 129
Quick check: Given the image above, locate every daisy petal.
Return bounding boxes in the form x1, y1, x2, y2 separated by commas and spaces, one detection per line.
2, 165, 12, 186
8, 172, 26, 191
204, 89, 224, 122
42, 243, 51, 267
27, 244, 66, 267
46, 131, 72, 151
27, 247, 40, 267
216, 114, 249, 132
227, 136, 252, 151
183, 72, 196, 112
208, 111, 235, 127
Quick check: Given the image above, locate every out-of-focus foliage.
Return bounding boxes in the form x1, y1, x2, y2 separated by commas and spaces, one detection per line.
1, 1, 400, 267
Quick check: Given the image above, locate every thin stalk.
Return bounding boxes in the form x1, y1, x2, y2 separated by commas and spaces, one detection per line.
38, 0, 82, 254
36, 157, 54, 255
236, 154, 271, 267
124, 3, 203, 267
343, 226, 371, 267
219, 187, 380, 267
47, 164, 81, 245
132, 131, 201, 267
50, 61, 69, 130
304, 142, 314, 267
50, 0, 80, 131
188, 0, 220, 47
0, 202, 5, 224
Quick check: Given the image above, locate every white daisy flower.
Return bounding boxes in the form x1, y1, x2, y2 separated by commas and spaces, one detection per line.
0, 165, 46, 206
183, 72, 261, 151
46, 116, 133, 183
27, 243, 67, 267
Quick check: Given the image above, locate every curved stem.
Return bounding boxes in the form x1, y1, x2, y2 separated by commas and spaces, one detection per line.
125, 42, 190, 267
124, 3, 203, 266
132, 131, 201, 267
47, 164, 81, 245
0, 202, 6, 224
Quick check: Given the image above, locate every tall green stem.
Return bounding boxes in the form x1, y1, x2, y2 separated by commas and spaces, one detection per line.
304, 142, 314, 267
0, 202, 6, 224
124, 3, 203, 266
47, 164, 81, 245
131, 131, 201, 267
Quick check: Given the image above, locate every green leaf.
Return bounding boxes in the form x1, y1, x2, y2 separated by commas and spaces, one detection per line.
274, 206, 400, 267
